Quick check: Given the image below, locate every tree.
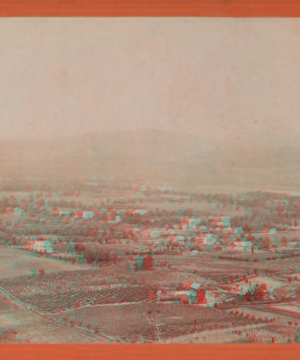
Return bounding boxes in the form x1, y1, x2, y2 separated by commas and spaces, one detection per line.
262, 237, 272, 251
280, 236, 288, 247
143, 254, 154, 270
67, 242, 76, 253
197, 289, 206, 304
75, 243, 86, 254
274, 236, 281, 248
134, 256, 145, 271
255, 236, 262, 249
142, 310, 165, 342
294, 327, 300, 343
100, 249, 111, 263
240, 283, 267, 303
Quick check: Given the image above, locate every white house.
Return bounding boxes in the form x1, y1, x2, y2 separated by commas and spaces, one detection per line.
31, 241, 53, 254
151, 230, 161, 238
233, 240, 252, 254
199, 226, 208, 232
203, 234, 217, 246
83, 211, 94, 219
59, 210, 71, 216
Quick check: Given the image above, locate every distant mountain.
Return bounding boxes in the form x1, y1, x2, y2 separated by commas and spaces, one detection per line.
0, 129, 299, 192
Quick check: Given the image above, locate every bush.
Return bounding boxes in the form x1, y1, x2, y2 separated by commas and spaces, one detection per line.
295, 327, 300, 343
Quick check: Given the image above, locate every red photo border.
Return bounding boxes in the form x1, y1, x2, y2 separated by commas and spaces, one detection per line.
0, 0, 299, 17
0, 0, 300, 359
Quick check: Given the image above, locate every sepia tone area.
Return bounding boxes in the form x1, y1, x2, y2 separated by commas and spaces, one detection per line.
1, 18, 300, 344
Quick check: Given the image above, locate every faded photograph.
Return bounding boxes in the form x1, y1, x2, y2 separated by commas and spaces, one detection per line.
0, 18, 300, 343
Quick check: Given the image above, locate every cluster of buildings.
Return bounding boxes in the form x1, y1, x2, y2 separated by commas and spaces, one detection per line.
23, 236, 54, 254
74, 210, 94, 220
131, 215, 254, 254
5, 207, 22, 215
157, 283, 233, 306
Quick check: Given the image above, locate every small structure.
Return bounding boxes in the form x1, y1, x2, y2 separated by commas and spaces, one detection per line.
189, 219, 201, 229
139, 184, 149, 192
59, 210, 71, 216
233, 240, 252, 254
199, 226, 208, 232
107, 215, 115, 223
83, 211, 94, 219
115, 215, 121, 223
175, 235, 186, 245
203, 234, 217, 246
234, 227, 244, 234
222, 216, 231, 227
190, 283, 201, 291
182, 224, 188, 231
30, 240, 53, 254
74, 210, 84, 220
132, 209, 147, 216
14, 207, 22, 215
151, 230, 161, 238
51, 208, 60, 216
5, 207, 14, 215
169, 291, 190, 304
287, 242, 299, 249
181, 218, 189, 230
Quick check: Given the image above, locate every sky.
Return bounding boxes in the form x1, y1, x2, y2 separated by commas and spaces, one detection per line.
0, 18, 300, 149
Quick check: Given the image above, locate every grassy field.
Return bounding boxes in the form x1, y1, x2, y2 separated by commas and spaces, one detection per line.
0, 248, 91, 279
50, 303, 262, 343
0, 306, 102, 343
122, 268, 204, 286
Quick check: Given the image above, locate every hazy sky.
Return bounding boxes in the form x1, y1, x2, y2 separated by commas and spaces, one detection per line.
0, 18, 300, 148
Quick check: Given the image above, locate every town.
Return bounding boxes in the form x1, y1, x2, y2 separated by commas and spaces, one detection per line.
1, 180, 300, 343
1, 15, 300, 348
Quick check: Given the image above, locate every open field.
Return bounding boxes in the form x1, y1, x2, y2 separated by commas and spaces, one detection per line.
0, 248, 91, 279
50, 303, 263, 343
0, 290, 103, 343
57, 192, 247, 216
0, 307, 103, 343
120, 268, 206, 286
0, 267, 155, 313
162, 323, 267, 344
